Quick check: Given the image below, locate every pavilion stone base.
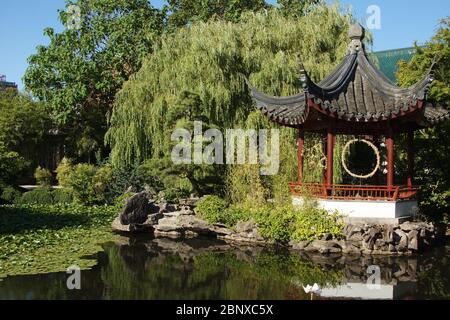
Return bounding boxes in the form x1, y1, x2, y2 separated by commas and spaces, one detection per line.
292, 197, 419, 224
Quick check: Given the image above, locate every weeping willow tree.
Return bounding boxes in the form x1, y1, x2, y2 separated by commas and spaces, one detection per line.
106, 3, 362, 202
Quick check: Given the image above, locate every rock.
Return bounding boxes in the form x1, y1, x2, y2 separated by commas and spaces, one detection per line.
395, 229, 409, 251
154, 230, 183, 238
363, 226, 382, 250
179, 197, 201, 208
290, 240, 311, 250
235, 219, 257, 233
341, 241, 362, 254
112, 217, 153, 233
154, 215, 215, 236
399, 221, 421, 232
145, 212, 163, 225
383, 225, 395, 243
348, 232, 363, 242
129, 223, 154, 233
212, 224, 234, 236
346, 225, 364, 241
112, 217, 130, 232
322, 233, 333, 241
374, 239, 387, 251
408, 230, 419, 251
309, 240, 342, 254
159, 202, 178, 214
163, 207, 194, 217
120, 191, 157, 225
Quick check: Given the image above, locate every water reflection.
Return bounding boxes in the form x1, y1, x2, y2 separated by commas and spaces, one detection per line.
0, 236, 448, 300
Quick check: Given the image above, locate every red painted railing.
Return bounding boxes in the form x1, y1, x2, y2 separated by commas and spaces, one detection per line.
289, 183, 419, 201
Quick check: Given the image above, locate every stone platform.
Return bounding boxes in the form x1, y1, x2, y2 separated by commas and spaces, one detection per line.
293, 197, 419, 222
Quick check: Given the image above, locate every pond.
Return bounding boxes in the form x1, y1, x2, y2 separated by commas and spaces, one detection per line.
0, 236, 449, 300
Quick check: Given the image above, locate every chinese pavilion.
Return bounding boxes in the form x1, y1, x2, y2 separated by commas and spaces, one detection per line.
248, 24, 450, 221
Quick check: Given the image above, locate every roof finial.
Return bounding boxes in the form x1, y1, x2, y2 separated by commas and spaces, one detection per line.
347, 23, 365, 54
348, 23, 365, 40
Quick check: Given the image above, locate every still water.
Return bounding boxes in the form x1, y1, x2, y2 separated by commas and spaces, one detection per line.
0, 236, 449, 300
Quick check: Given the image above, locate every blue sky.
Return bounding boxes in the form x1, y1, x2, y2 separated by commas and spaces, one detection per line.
0, 0, 449, 90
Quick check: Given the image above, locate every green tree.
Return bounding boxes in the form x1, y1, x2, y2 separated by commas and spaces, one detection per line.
277, 0, 322, 17
106, 4, 354, 197
24, 0, 165, 161
397, 18, 450, 221
0, 90, 50, 153
166, 0, 268, 29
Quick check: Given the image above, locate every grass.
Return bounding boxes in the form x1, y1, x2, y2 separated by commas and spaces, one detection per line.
0, 204, 119, 279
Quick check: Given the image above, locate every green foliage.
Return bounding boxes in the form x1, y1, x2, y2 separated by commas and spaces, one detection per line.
0, 90, 50, 153
227, 164, 268, 206
55, 157, 73, 187
18, 188, 55, 205
52, 188, 74, 204
277, 0, 322, 17
196, 195, 231, 224
250, 205, 295, 243
16, 188, 75, 205
106, 5, 354, 167
197, 195, 343, 242
248, 203, 343, 242
0, 204, 118, 277
289, 200, 344, 241
34, 167, 53, 187
24, 0, 165, 162
397, 18, 450, 222
166, 0, 268, 28
1, 187, 22, 204
0, 142, 29, 189
92, 164, 114, 203
66, 164, 97, 205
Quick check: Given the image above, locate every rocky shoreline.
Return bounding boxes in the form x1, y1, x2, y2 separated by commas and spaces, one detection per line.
112, 191, 447, 256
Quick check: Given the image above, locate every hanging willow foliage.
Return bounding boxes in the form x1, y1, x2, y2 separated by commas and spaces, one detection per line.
106, 4, 358, 166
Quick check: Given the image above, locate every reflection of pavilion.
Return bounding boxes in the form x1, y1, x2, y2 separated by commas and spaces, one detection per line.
248, 24, 450, 221
320, 282, 417, 300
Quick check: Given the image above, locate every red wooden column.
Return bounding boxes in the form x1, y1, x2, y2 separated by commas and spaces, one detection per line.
297, 129, 305, 182
326, 124, 335, 186
386, 127, 395, 187
406, 130, 415, 188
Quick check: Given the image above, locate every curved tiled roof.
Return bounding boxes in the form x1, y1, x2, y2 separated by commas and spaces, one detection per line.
248, 24, 446, 129
423, 103, 450, 125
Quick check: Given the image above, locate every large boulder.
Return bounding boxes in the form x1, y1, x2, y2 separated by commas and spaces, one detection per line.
154, 215, 215, 236
111, 217, 154, 233
120, 191, 159, 225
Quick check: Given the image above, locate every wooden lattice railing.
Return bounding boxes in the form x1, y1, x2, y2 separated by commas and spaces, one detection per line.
289, 183, 419, 201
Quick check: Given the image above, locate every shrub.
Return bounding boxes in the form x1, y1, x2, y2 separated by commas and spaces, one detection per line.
53, 188, 74, 204
55, 157, 72, 187
223, 206, 248, 227
0, 142, 29, 187
92, 165, 114, 203
196, 195, 230, 225
66, 164, 97, 205
18, 187, 54, 205
1, 186, 22, 204
34, 166, 53, 186
249, 205, 296, 243
290, 201, 344, 241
